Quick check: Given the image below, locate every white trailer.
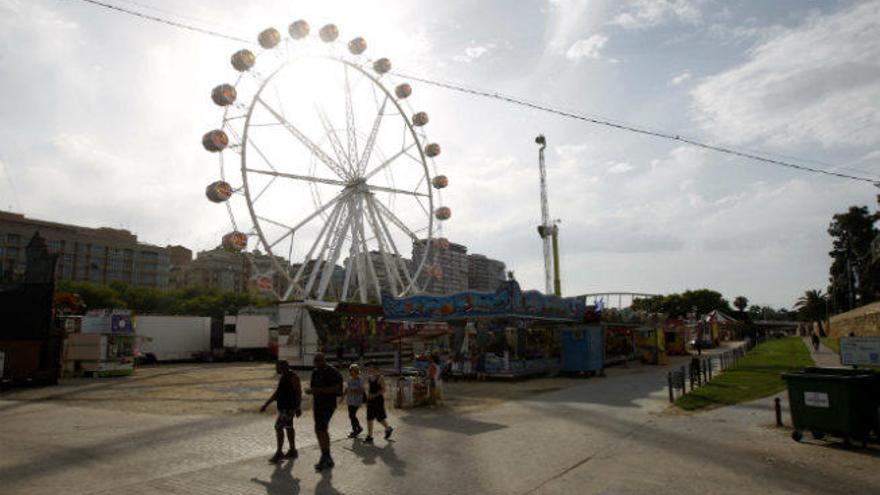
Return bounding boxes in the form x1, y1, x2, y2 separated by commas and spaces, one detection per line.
276, 301, 335, 367
134, 316, 212, 361
223, 315, 270, 353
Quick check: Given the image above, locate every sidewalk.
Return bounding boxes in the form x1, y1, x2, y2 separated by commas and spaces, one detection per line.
803, 337, 841, 367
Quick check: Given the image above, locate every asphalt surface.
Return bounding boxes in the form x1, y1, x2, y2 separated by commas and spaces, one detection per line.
1, 350, 878, 494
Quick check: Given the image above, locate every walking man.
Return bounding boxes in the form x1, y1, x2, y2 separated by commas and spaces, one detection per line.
342, 363, 366, 438
364, 361, 394, 444
260, 360, 302, 463
306, 353, 343, 471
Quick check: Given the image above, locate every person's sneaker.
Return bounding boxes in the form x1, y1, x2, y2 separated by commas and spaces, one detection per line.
314, 456, 334, 471
285, 448, 298, 459
384, 427, 394, 440
347, 431, 358, 438
364, 436, 374, 444
269, 452, 284, 464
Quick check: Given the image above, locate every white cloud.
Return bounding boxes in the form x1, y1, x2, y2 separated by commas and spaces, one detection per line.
669, 71, 692, 86
692, 2, 880, 148
611, 0, 703, 30
565, 34, 608, 60
452, 43, 494, 63
606, 161, 634, 174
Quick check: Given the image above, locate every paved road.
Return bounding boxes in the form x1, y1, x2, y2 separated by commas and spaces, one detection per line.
2, 354, 878, 495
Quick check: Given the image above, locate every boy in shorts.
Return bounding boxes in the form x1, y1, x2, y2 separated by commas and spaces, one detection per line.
260, 361, 302, 463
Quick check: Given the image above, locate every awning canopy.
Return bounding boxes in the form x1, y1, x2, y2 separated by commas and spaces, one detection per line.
382, 281, 586, 323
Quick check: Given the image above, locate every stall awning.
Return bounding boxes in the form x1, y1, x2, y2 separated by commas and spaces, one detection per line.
382, 281, 586, 323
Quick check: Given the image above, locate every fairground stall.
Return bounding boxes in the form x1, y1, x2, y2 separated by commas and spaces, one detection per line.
382, 280, 600, 380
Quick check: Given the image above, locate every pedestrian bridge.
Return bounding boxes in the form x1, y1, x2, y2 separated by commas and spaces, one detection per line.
577, 292, 660, 310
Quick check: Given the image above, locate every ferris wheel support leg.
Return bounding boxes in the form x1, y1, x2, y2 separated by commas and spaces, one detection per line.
292, 200, 344, 287
316, 201, 355, 300
352, 196, 382, 302
304, 201, 347, 297
363, 193, 402, 295
366, 194, 415, 289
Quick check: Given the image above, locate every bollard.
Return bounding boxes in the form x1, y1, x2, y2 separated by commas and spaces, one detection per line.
668, 372, 674, 403
774, 397, 783, 427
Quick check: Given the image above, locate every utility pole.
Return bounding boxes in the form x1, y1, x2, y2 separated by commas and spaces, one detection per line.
535, 135, 561, 296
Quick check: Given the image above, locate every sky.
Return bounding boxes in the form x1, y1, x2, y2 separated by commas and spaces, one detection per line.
0, 0, 878, 309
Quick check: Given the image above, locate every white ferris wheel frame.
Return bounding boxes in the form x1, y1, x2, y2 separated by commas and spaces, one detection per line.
213, 36, 444, 304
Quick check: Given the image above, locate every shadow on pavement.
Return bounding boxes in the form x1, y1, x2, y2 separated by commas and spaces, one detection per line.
315, 470, 346, 495
348, 438, 407, 476
250, 460, 300, 494
400, 410, 507, 436
0, 413, 255, 483
526, 399, 879, 492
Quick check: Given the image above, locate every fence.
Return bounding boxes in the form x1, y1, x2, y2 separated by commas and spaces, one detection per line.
667, 339, 755, 402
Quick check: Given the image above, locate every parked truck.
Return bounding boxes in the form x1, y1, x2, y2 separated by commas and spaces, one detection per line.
135, 316, 212, 362
223, 315, 270, 360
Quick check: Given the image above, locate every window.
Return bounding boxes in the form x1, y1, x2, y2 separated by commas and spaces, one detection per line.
7, 233, 20, 245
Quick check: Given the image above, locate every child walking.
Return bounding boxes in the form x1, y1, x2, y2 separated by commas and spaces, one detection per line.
364, 362, 394, 444
259, 361, 302, 463
343, 363, 365, 438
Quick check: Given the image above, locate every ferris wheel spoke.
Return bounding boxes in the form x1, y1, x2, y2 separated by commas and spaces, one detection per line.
363, 143, 417, 181
315, 104, 353, 173
356, 95, 388, 177
413, 194, 430, 217
366, 184, 429, 197
252, 176, 278, 205
371, 196, 420, 242
256, 96, 350, 180
257, 215, 294, 231
246, 168, 348, 188
344, 65, 359, 174
365, 194, 415, 288
290, 188, 353, 234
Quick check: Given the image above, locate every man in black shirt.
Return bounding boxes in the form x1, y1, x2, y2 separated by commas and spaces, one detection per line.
260, 360, 302, 463
306, 353, 343, 471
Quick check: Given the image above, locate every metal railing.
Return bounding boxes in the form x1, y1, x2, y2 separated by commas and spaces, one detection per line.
668, 340, 755, 402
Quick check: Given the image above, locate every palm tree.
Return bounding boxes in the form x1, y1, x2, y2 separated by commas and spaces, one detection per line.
795, 289, 828, 337
733, 296, 748, 313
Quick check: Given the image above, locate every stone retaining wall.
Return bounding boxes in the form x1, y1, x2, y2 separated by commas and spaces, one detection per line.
829, 301, 880, 338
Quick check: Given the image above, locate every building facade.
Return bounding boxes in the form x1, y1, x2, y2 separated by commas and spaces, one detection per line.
412, 238, 468, 295
0, 210, 170, 289
467, 253, 506, 292
170, 247, 290, 296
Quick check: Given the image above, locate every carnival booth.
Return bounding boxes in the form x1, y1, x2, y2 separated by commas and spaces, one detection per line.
663, 319, 690, 355
634, 326, 668, 365
382, 280, 590, 380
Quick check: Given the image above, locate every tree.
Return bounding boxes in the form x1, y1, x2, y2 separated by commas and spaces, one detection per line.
631, 289, 732, 317
733, 296, 748, 313
827, 205, 880, 313
795, 289, 828, 336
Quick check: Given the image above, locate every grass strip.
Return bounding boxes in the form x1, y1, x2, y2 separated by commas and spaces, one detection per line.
821, 337, 840, 354
675, 337, 814, 411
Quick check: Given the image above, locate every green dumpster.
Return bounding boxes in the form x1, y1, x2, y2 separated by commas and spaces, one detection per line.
782, 367, 878, 445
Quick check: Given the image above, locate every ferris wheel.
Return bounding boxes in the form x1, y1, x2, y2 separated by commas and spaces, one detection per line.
202, 20, 450, 303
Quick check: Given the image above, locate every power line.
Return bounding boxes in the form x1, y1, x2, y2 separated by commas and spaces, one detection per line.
395, 72, 880, 184
74, 0, 253, 45
71, 0, 880, 186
